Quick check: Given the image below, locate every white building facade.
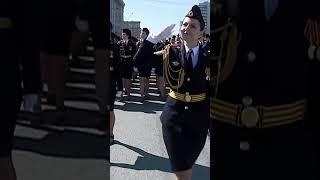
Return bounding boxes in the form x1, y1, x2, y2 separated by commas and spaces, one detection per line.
110, 0, 125, 36
199, 1, 210, 35
123, 21, 141, 39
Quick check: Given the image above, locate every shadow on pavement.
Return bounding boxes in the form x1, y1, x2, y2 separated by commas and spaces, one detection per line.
14, 123, 108, 160
110, 141, 210, 179
114, 100, 165, 114
18, 108, 106, 130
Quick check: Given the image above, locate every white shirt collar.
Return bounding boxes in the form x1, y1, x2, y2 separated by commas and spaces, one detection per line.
184, 42, 200, 68
184, 42, 199, 56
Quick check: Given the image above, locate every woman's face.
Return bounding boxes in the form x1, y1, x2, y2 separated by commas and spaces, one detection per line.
140, 31, 147, 40
180, 17, 202, 44
122, 33, 129, 40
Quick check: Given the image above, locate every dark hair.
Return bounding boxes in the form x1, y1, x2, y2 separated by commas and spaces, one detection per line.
142, 28, 149, 36
123, 29, 131, 38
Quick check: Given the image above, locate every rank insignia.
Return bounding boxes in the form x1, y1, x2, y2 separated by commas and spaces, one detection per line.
172, 61, 180, 66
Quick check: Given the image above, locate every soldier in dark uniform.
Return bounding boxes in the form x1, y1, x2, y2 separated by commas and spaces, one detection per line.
160, 5, 210, 180
136, 38, 142, 49
39, 0, 74, 114
119, 29, 136, 98
132, 38, 142, 82
1, 1, 22, 179
154, 43, 166, 100
109, 22, 122, 145
175, 35, 182, 46
133, 28, 154, 101
211, 1, 320, 179
202, 34, 211, 56
78, 0, 108, 117
20, 0, 42, 114
170, 35, 176, 44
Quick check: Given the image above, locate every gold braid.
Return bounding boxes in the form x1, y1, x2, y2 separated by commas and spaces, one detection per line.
212, 20, 240, 97
163, 45, 185, 91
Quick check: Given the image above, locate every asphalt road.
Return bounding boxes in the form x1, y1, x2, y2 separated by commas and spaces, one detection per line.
110, 77, 210, 180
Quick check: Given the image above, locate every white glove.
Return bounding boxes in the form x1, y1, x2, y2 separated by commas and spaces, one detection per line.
153, 50, 164, 56
147, 24, 176, 44
133, 67, 138, 73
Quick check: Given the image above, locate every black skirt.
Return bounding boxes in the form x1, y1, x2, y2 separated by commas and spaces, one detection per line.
153, 56, 163, 76
138, 64, 152, 78
162, 125, 208, 171
119, 60, 133, 79
39, 16, 73, 55
160, 97, 209, 171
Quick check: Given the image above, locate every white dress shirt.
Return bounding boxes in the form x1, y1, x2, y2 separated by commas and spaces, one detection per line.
184, 43, 200, 68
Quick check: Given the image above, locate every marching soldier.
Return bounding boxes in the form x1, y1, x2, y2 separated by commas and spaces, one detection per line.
160, 5, 210, 180
133, 28, 154, 101
118, 29, 136, 99
109, 22, 122, 145
211, 1, 320, 179
74, 0, 108, 126
133, 38, 142, 81
154, 42, 166, 100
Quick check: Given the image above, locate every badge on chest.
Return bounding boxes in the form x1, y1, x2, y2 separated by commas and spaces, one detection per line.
172, 61, 180, 66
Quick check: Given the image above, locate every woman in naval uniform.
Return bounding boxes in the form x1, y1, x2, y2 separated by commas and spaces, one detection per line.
109, 22, 122, 145
160, 5, 210, 180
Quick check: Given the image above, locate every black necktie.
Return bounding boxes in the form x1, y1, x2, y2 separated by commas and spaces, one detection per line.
186, 49, 193, 70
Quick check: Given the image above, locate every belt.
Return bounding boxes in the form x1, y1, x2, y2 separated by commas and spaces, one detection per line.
121, 55, 132, 59
169, 90, 206, 103
210, 97, 306, 128
0, 17, 12, 29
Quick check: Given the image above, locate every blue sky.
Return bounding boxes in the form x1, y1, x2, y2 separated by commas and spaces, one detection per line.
123, 0, 209, 36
